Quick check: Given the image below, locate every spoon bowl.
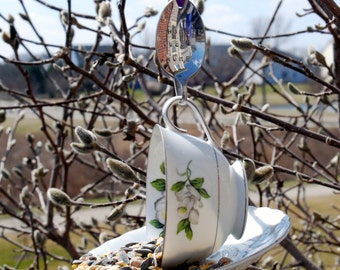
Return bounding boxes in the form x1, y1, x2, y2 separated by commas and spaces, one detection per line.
156, 0, 206, 103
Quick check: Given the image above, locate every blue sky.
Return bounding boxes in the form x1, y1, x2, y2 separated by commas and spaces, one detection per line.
0, 0, 334, 58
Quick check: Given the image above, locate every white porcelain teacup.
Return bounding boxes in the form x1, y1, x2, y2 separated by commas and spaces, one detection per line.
146, 96, 248, 268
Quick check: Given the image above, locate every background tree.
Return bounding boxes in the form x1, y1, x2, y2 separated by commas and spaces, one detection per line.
0, 0, 339, 269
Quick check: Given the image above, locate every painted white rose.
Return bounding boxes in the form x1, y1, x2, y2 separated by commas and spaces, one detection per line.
188, 208, 199, 225
154, 196, 166, 224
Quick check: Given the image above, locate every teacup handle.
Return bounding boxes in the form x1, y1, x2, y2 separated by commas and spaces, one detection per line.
162, 96, 218, 147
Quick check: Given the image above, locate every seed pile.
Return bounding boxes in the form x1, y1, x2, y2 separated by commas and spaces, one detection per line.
72, 237, 233, 270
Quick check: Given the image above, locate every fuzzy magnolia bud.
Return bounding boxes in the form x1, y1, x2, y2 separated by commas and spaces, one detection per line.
60, 10, 77, 27
7, 14, 14, 23
70, 142, 96, 154
47, 188, 73, 206
288, 82, 301, 95
136, 54, 144, 65
75, 126, 97, 145
293, 160, 302, 172
12, 166, 24, 178
254, 127, 263, 143
243, 158, 256, 182
60, 10, 68, 26
104, 60, 120, 68
32, 166, 49, 179
99, 2, 111, 18
144, 6, 158, 17
248, 82, 256, 97
252, 165, 274, 184
330, 153, 340, 167
297, 137, 310, 152
34, 141, 43, 155
228, 46, 241, 59
1, 168, 11, 180
34, 230, 46, 248
99, 232, 110, 244
106, 204, 125, 221
308, 47, 327, 67
123, 120, 138, 141
106, 158, 136, 181
122, 73, 136, 82
220, 130, 230, 149
26, 133, 35, 144
230, 86, 239, 98
2, 31, 12, 45
20, 186, 33, 206
195, 0, 204, 14
45, 142, 54, 153
261, 103, 270, 113
93, 128, 113, 138
137, 21, 146, 33
231, 38, 254, 52
97, 1, 112, 25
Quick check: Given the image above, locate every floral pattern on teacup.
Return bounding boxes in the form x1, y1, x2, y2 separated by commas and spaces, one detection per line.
149, 160, 210, 240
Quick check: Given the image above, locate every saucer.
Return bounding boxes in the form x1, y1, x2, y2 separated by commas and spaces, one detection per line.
89, 206, 291, 269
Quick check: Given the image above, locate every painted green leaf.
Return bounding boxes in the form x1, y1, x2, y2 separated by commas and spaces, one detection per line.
177, 218, 190, 234
171, 181, 186, 192
189, 177, 204, 189
185, 224, 193, 240
160, 162, 165, 175
198, 188, 210, 199
159, 230, 165, 238
149, 219, 164, 229
151, 178, 166, 191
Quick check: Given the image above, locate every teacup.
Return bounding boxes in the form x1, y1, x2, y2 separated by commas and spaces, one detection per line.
146, 96, 248, 268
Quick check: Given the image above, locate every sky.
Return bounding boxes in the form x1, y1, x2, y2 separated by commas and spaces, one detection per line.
0, 0, 335, 59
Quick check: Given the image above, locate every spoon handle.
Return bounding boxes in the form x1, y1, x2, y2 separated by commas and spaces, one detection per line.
174, 78, 187, 105
162, 96, 218, 148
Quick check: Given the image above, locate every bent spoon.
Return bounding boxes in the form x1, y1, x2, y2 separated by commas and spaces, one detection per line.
156, 0, 206, 104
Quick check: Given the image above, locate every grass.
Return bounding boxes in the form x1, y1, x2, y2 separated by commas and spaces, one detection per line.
0, 236, 71, 269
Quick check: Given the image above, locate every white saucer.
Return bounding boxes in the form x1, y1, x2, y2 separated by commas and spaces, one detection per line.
89, 206, 291, 270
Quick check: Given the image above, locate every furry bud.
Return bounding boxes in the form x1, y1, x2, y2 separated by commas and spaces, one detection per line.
93, 128, 113, 138
195, 0, 204, 14
106, 204, 125, 221
144, 6, 158, 17
34, 230, 46, 248
20, 186, 33, 206
106, 158, 136, 181
288, 82, 301, 95
297, 137, 310, 152
231, 38, 254, 52
252, 165, 274, 184
47, 188, 73, 206
96, 1, 112, 25
243, 158, 256, 182
137, 21, 146, 33
70, 142, 96, 154
75, 126, 97, 145
220, 130, 230, 148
